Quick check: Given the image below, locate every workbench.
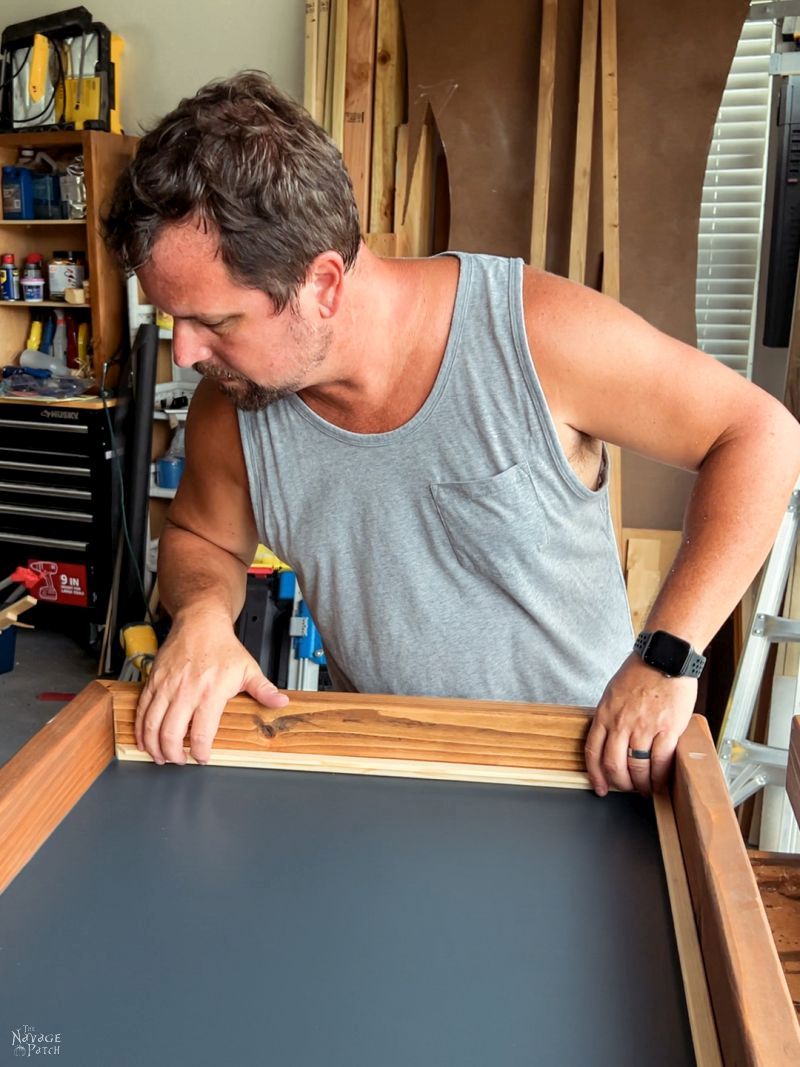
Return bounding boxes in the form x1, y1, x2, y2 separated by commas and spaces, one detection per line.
1, 683, 797, 1065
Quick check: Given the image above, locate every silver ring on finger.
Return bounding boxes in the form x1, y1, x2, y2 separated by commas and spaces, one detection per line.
627, 746, 652, 760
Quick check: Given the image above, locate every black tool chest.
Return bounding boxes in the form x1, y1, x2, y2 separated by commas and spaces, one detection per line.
0, 398, 125, 631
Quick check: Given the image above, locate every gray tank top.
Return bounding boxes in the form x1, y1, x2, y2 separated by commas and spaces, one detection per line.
238, 252, 633, 705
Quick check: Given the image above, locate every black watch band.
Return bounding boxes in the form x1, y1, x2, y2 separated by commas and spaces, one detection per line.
633, 630, 706, 679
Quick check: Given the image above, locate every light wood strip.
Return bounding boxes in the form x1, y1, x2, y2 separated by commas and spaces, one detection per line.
599, 0, 622, 554
315, 0, 332, 122
343, 0, 378, 229
364, 231, 397, 255
304, 0, 320, 116
323, 0, 338, 130
395, 122, 433, 257
569, 0, 599, 284
369, 0, 404, 233
624, 537, 661, 633
116, 744, 592, 789
777, 542, 800, 677
530, 0, 558, 269
331, 0, 348, 148
673, 714, 800, 1064
599, 0, 620, 301
394, 122, 409, 240
654, 791, 722, 1067
0, 681, 114, 894
110, 684, 591, 769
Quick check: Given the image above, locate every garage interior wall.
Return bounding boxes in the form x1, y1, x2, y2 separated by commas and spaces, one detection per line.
0, 0, 305, 133
2, 2, 767, 532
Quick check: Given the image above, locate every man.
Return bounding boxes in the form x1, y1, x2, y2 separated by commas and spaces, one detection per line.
104, 71, 800, 797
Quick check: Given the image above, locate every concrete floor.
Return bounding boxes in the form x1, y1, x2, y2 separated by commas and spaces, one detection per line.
0, 625, 98, 766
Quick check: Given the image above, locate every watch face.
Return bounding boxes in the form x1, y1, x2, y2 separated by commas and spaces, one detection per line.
644, 631, 691, 676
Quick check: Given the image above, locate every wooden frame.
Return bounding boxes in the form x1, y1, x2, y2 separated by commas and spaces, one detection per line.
2, 681, 798, 1065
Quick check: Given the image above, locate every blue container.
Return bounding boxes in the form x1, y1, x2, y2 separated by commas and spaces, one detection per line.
0, 625, 16, 674
2, 166, 34, 220
157, 456, 185, 489
32, 173, 62, 220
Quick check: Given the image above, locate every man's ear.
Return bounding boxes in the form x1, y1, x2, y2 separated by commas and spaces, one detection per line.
305, 251, 346, 319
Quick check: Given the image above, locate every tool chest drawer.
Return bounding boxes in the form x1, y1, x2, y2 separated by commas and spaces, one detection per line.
0, 399, 125, 623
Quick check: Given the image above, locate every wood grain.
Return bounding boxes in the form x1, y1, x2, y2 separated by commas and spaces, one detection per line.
111, 683, 592, 770
530, 0, 557, 269
81, 131, 138, 381
599, 0, 620, 302
654, 791, 722, 1066
343, 0, 378, 229
331, 0, 349, 148
673, 714, 800, 1064
315, 0, 332, 122
116, 744, 592, 788
304, 0, 320, 116
599, 0, 622, 554
364, 231, 397, 255
396, 121, 433, 257
750, 850, 800, 1022
569, 0, 598, 284
623, 528, 681, 632
369, 0, 405, 233
0, 681, 114, 894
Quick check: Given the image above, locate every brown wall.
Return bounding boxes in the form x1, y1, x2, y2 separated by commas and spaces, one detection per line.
400, 0, 750, 528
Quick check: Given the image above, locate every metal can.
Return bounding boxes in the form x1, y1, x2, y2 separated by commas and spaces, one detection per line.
0, 254, 15, 301
48, 251, 85, 301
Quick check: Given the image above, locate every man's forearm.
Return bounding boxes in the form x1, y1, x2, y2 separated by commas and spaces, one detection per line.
643, 410, 800, 649
158, 522, 249, 625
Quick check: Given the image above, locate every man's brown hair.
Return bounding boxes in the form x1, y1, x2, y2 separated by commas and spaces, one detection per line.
103, 70, 362, 311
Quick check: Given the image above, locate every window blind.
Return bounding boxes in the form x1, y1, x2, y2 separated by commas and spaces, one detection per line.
696, 19, 774, 377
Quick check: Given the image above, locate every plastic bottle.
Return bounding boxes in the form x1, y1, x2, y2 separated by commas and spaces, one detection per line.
51, 310, 67, 367
1, 166, 33, 220
26, 316, 42, 351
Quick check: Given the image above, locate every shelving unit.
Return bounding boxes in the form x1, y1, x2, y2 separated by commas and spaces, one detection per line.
0, 130, 137, 383
1, 300, 90, 308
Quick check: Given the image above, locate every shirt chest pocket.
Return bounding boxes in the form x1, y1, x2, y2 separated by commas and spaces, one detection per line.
430, 461, 549, 578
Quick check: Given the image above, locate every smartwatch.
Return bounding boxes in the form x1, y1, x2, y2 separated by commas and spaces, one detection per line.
633, 630, 706, 679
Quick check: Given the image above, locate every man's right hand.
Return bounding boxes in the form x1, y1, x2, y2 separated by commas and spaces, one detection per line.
135, 609, 289, 765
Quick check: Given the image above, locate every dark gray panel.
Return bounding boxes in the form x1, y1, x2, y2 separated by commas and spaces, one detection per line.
0, 763, 694, 1066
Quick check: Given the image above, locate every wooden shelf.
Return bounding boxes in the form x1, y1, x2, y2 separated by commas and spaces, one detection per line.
0, 130, 137, 381
0, 219, 86, 226
153, 409, 188, 422
0, 300, 90, 308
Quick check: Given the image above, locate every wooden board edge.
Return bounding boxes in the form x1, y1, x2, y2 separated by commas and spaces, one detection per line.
108, 683, 593, 771
673, 714, 800, 1064
530, 0, 558, 269
0, 680, 114, 894
114, 743, 593, 789
654, 791, 723, 1067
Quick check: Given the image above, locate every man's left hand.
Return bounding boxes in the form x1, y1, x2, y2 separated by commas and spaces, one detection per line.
585, 653, 698, 797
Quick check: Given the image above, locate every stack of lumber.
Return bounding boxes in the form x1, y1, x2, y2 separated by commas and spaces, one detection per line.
304, 0, 434, 256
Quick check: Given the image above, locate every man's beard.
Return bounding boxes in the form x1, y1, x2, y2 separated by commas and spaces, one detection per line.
196, 321, 332, 412
196, 364, 296, 411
